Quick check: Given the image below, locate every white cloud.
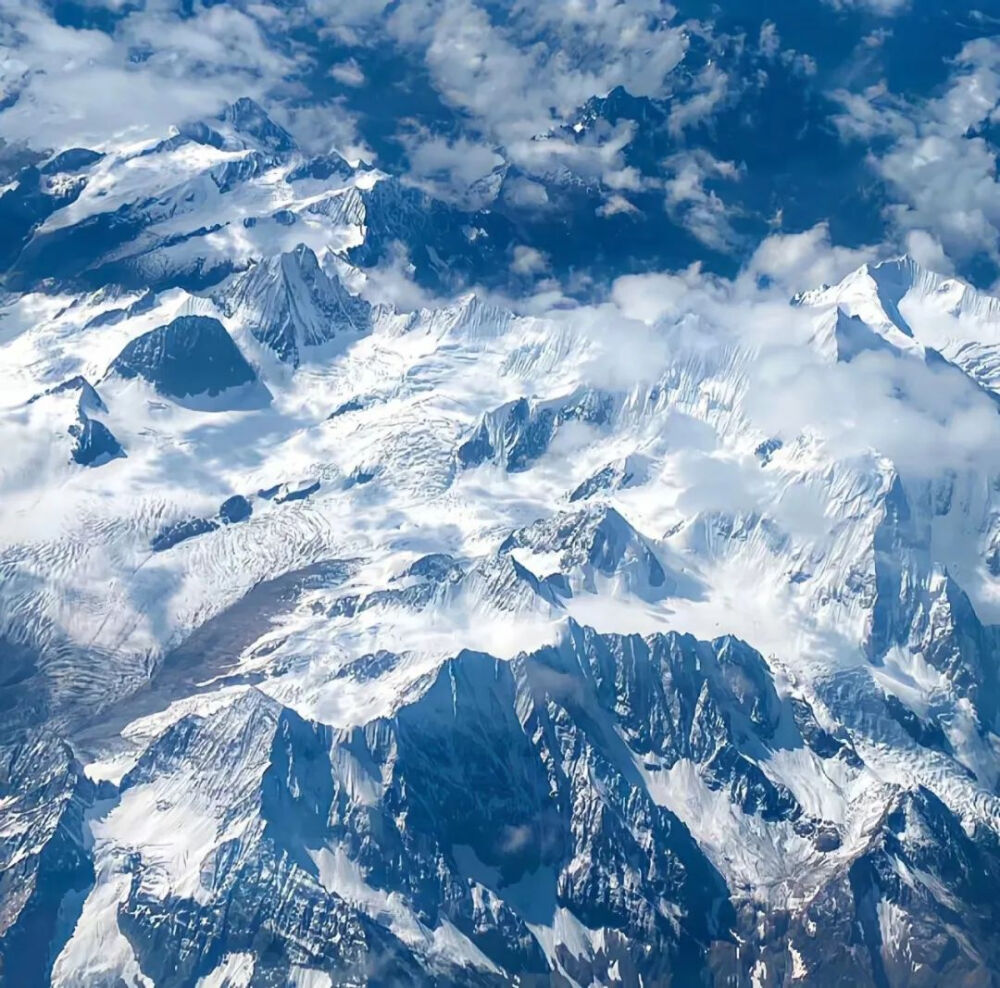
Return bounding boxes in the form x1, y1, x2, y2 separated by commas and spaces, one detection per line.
610, 266, 707, 324
663, 150, 741, 252
385, 0, 688, 180
832, 38, 1000, 273
329, 59, 366, 87
743, 223, 878, 293
758, 21, 781, 59
747, 344, 1000, 477
668, 63, 729, 135
823, 0, 910, 14
596, 193, 638, 218
513, 119, 639, 185
607, 250, 1000, 482
0, 0, 299, 150
269, 101, 370, 160
502, 177, 550, 209
356, 241, 440, 310
401, 130, 504, 202
0, 0, 698, 196
510, 245, 549, 276
303, 0, 392, 29
904, 230, 954, 275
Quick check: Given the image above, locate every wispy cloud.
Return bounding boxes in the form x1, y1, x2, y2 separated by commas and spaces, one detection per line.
832, 38, 1000, 281
0, 0, 299, 149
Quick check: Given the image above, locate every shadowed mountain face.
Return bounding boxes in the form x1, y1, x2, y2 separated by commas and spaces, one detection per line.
105, 315, 267, 407
3, 4, 1000, 985
98, 630, 739, 987
8, 619, 1000, 985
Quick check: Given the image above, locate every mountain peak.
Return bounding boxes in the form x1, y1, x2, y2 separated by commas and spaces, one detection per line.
105, 314, 264, 406
499, 504, 670, 599
810, 252, 998, 330
219, 97, 296, 154
217, 244, 372, 366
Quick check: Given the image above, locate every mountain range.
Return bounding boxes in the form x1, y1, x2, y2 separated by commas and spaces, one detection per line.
3, 97, 1000, 987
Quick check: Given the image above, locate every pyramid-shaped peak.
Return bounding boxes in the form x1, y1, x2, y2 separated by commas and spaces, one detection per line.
106, 315, 260, 404
219, 97, 295, 153
219, 246, 371, 366
280, 243, 324, 277
254, 243, 345, 285
837, 253, 963, 309
804, 253, 1000, 357
802, 254, 931, 306
426, 291, 513, 335
500, 504, 668, 593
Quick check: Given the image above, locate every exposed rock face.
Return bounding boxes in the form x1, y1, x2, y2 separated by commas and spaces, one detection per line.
0, 736, 96, 988
458, 389, 615, 472
28, 375, 126, 467
219, 97, 297, 154
68, 415, 126, 466
106, 315, 262, 405
216, 245, 372, 367
499, 506, 669, 598
11, 619, 997, 986
569, 453, 649, 502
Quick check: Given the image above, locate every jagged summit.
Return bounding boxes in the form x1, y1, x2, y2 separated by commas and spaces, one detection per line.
216, 244, 371, 366
805, 254, 1000, 330
803, 255, 1000, 398
500, 504, 671, 599
458, 388, 615, 472
24, 375, 125, 467
218, 97, 296, 154
569, 452, 649, 502
287, 150, 357, 183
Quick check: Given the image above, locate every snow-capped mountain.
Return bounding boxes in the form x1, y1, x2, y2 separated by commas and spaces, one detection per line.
4, 97, 1000, 988
214, 246, 372, 367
